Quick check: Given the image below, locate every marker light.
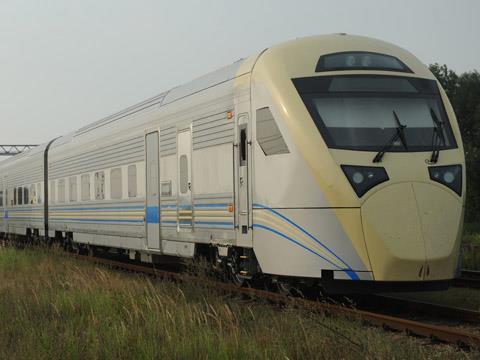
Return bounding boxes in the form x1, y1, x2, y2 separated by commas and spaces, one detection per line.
428, 165, 462, 196
341, 165, 389, 197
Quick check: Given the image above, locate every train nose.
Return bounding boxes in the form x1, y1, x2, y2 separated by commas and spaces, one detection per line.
361, 182, 463, 281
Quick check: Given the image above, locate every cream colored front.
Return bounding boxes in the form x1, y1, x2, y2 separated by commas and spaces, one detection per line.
245, 34, 465, 282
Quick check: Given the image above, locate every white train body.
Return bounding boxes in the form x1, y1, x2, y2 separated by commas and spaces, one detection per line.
0, 34, 465, 292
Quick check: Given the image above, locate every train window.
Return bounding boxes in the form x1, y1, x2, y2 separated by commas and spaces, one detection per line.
239, 127, 247, 166
69, 176, 77, 202
17, 187, 23, 205
128, 165, 137, 198
110, 168, 122, 199
29, 184, 35, 204
94, 171, 105, 200
293, 75, 457, 152
50, 180, 56, 203
37, 183, 42, 204
24, 187, 29, 205
161, 181, 172, 197
81, 174, 90, 201
179, 155, 188, 194
58, 179, 66, 203
316, 52, 412, 73
14, 187, 17, 205
0, 191, 3, 207
256, 107, 290, 156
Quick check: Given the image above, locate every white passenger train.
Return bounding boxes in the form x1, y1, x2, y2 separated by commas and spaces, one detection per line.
0, 34, 465, 292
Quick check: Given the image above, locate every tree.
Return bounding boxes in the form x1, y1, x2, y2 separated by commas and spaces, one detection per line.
429, 63, 459, 99
429, 64, 480, 222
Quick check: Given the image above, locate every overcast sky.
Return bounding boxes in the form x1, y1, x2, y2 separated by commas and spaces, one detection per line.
1, 0, 479, 146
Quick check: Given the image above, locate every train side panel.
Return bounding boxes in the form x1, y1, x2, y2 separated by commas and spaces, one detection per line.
45, 60, 257, 257
0, 146, 46, 238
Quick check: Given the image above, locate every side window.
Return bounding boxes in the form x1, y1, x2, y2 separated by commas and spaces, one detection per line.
50, 180, 56, 203
23, 187, 29, 205
110, 168, 122, 199
58, 179, 66, 203
94, 171, 105, 200
256, 107, 290, 156
18, 187, 23, 205
69, 176, 77, 202
37, 183, 42, 204
30, 184, 36, 204
127, 165, 137, 198
179, 155, 188, 194
81, 174, 90, 201
239, 127, 247, 167
161, 181, 172, 197
13, 188, 17, 206
0, 190, 3, 207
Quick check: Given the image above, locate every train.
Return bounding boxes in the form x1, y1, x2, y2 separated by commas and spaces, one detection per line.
0, 34, 465, 293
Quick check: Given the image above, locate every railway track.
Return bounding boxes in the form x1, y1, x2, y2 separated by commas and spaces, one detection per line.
454, 270, 480, 289
362, 294, 480, 324
72, 253, 480, 349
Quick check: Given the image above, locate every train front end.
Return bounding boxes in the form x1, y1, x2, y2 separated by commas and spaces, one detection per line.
250, 34, 465, 292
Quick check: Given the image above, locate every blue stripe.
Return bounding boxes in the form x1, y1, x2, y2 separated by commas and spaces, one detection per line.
253, 203, 353, 271
5, 207, 43, 212
50, 218, 143, 223
4, 217, 42, 221
159, 220, 233, 227
146, 206, 159, 223
195, 221, 233, 227
253, 224, 358, 280
161, 203, 229, 209
51, 205, 144, 211
195, 203, 229, 208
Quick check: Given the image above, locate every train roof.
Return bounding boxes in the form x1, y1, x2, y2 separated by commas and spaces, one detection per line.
7, 34, 432, 157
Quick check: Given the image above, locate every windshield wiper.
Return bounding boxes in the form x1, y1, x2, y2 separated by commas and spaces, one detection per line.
373, 110, 408, 163
429, 108, 445, 163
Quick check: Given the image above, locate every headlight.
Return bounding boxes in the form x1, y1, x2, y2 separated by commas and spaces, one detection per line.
428, 165, 462, 196
341, 165, 389, 197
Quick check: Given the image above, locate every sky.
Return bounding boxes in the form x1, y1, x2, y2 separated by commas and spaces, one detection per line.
0, 0, 479, 146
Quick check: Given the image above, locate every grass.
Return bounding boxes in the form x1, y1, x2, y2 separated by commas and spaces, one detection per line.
0, 246, 477, 359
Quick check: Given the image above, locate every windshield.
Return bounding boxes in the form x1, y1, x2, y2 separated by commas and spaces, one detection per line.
293, 75, 457, 152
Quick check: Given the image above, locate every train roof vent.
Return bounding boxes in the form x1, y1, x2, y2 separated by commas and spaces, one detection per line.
74, 90, 170, 137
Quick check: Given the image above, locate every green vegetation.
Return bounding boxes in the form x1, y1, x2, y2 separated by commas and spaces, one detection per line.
461, 223, 480, 270
463, 223, 480, 245
429, 64, 480, 223
0, 246, 475, 359
429, 65, 480, 269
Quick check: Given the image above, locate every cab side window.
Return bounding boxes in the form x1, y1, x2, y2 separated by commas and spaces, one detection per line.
256, 107, 290, 156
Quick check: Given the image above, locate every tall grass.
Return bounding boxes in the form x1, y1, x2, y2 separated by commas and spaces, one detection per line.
0, 246, 475, 359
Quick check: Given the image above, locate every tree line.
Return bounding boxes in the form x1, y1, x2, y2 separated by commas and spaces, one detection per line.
429, 64, 480, 222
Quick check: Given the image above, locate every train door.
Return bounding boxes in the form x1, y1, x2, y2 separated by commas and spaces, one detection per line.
235, 114, 252, 245
177, 128, 193, 231
145, 131, 161, 250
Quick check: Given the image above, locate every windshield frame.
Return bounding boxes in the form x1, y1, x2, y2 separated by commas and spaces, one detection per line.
292, 75, 458, 152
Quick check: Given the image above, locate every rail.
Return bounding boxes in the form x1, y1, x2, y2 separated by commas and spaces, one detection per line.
454, 270, 480, 289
